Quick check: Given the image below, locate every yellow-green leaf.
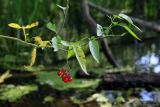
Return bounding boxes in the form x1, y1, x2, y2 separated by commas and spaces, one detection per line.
24, 21, 39, 29
33, 36, 43, 45
30, 47, 37, 66
8, 23, 21, 29
119, 23, 141, 41
73, 45, 88, 75
67, 46, 75, 59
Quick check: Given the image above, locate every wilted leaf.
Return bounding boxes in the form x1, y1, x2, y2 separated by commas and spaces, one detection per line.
89, 39, 100, 63
24, 21, 39, 29
51, 36, 61, 51
8, 23, 21, 29
73, 45, 88, 75
30, 47, 37, 66
33, 36, 43, 45
47, 22, 56, 33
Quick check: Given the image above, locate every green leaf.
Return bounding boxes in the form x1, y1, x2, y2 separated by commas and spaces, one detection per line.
119, 13, 133, 24
97, 24, 104, 37
36, 72, 100, 91
119, 23, 141, 41
118, 13, 142, 32
51, 36, 61, 51
73, 45, 88, 75
61, 40, 70, 47
89, 39, 100, 63
47, 22, 56, 33
67, 46, 75, 59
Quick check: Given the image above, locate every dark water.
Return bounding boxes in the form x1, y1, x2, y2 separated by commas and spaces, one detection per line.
111, 38, 160, 73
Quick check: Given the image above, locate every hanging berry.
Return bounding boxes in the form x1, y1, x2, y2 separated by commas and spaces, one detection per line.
56, 67, 73, 83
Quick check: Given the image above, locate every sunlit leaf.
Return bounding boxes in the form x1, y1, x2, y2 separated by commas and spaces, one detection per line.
119, 13, 133, 24
118, 13, 142, 32
119, 23, 141, 41
47, 22, 56, 33
61, 40, 70, 47
89, 38, 100, 63
8, 23, 21, 29
51, 36, 61, 51
30, 47, 37, 66
67, 46, 75, 59
33, 36, 43, 45
24, 21, 39, 29
0, 71, 12, 84
97, 24, 104, 37
73, 45, 88, 75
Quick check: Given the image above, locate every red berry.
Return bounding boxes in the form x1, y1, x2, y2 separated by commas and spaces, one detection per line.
57, 71, 62, 76
63, 78, 69, 83
68, 76, 73, 82
61, 68, 65, 73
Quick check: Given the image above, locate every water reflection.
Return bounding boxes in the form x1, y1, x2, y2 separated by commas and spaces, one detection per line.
135, 52, 160, 74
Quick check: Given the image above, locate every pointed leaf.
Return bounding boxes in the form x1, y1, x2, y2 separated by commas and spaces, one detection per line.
67, 46, 75, 59
51, 36, 61, 51
97, 24, 104, 37
119, 13, 133, 24
89, 39, 100, 63
118, 13, 142, 32
8, 23, 21, 29
73, 45, 88, 75
30, 47, 37, 66
119, 23, 141, 41
47, 22, 56, 33
24, 21, 39, 29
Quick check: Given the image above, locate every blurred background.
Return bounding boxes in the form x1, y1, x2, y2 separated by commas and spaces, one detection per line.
0, 0, 160, 107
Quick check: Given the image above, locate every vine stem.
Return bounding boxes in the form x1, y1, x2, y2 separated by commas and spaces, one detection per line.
57, 0, 69, 35
0, 35, 37, 47
0, 35, 67, 51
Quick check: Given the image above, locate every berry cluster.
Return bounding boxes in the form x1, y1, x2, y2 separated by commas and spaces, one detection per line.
57, 68, 72, 83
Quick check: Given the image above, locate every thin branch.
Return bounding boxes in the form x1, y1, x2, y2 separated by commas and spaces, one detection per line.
0, 35, 67, 51
88, 2, 160, 32
0, 35, 37, 47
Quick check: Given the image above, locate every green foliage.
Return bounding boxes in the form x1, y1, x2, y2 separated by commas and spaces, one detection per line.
111, 14, 142, 41
67, 46, 75, 59
97, 24, 105, 37
118, 23, 141, 41
47, 22, 57, 33
36, 72, 100, 90
0, 85, 37, 102
89, 38, 100, 63
73, 45, 88, 75
117, 13, 142, 32
51, 36, 61, 52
